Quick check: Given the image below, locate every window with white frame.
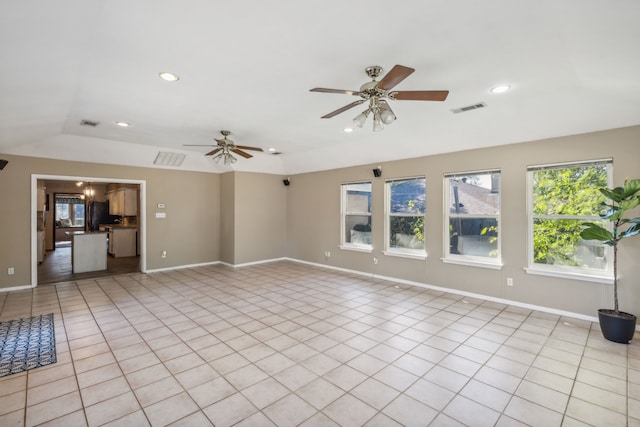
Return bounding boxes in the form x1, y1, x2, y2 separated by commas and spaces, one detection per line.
55, 194, 85, 227
341, 182, 372, 249
385, 177, 426, 254
444, 171, 501, 264
527, 159, 612, 277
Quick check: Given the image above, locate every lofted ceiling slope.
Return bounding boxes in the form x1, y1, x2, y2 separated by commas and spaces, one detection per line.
1, 0, 639, 175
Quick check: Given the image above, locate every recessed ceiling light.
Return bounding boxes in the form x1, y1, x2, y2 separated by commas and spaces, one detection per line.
490, 84, 511, 94
115, 121, 131, 127
159, 72, 179, 82
268, 147, 276, 152
343, 127, 353, 133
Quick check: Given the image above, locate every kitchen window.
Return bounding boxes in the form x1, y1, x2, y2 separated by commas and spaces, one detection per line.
55, 194, 85, 227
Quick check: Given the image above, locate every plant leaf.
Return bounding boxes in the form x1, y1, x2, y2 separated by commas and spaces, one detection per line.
580, 225, 614, 242
621, 198, 640, 211
600, 208, 619, 220
601, 187, 623, 202
620, 223, 640, 239
622, 179, 640, 198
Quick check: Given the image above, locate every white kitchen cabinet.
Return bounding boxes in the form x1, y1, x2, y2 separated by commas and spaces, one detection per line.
109, 228, 137, 257
108, 188, 138, 216
123, 189, 137, 215
37, 186, 46, 210
107, 191, 117, 215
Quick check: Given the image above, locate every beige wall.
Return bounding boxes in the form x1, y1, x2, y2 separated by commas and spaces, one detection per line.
0, 155, 222, 288
219, 172, 288, 265
146, 168, 220, 270
1, 126, 639, 318
286, 126, 640, 317
219, 172, 235, 264
233, 172, 287, 265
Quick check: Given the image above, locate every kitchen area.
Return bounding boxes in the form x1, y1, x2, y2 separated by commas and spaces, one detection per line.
37, 179, 141, 284
100, 186, 139, 258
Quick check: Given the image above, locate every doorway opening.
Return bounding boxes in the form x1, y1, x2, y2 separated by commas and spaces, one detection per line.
32, 175, 147, 286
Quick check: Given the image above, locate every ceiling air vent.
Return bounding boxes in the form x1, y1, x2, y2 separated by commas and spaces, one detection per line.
451, 102, 487, 114
271, 152, 283, 155
80, 119, 100, 127
154, 152, 185, 167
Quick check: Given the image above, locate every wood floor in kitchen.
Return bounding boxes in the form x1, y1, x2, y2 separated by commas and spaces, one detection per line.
38, 244, 140, 285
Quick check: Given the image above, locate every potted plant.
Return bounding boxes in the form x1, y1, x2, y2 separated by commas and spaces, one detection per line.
580, 178, 640, 343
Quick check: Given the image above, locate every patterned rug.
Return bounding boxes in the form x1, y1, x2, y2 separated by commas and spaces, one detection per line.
0, 313, 56, 377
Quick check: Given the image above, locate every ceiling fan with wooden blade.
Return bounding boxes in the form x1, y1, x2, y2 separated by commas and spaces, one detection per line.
310, 64, 449, 131
184, 130, 263, 164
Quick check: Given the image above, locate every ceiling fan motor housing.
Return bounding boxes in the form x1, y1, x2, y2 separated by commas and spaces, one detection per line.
310, 64, 449, 124
365, 66, 383, 79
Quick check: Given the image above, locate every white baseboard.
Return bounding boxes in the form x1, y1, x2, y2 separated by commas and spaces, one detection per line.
145, 257, 289, 274
0, 283, 37, 293
10, 256, 602, 326
287, 257, 600, 324
145, 260, 220, 273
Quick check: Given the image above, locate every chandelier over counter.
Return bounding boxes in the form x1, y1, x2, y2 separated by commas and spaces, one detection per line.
83, 183, 95, 201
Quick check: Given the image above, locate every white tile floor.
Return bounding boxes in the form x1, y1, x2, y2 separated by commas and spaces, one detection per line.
1, 261, 639, 426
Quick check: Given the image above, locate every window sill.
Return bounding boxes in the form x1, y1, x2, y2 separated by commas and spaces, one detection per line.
383, 250, 427, 261
524, 267, 613, 284
340, 245, 373, 253
441, 258, 503, 270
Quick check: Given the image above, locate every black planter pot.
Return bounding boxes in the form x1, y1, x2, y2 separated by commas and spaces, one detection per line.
598, 309, 637, 344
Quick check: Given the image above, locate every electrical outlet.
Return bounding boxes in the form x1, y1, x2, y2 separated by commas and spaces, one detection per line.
324, 251, 331, 258
507, 277, 513, 287
8, 267, 14, 275
161, 250, 167, 259
373, 256, 378, 265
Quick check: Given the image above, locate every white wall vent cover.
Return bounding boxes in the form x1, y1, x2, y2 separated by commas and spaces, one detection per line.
451, 102, 487, 114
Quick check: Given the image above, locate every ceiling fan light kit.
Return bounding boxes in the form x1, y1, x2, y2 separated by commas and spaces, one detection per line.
183, 130, 263, 165
311, 64, 449, 132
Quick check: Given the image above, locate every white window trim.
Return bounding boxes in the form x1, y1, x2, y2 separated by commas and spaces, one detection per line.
524, 266, 613, 284
443, 171, 502, 266
526, 159, 613, 278
340, 244, 373, 253
383, 249, 427, 260
441, 257, 503, 270
341, 181, 372, 250
384, 176, 426, 257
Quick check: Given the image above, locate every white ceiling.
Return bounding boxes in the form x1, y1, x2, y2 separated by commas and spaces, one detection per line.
1, 0, 639, 175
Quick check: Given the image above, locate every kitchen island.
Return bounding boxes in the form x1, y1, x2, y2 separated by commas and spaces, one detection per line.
66, 231, 108, 273
100, 225, 138, 257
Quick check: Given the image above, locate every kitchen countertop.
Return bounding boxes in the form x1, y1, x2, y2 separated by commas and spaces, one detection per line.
65, 231, 108, 236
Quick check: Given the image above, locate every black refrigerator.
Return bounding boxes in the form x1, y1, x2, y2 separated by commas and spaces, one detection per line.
87, 201, 118, 231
